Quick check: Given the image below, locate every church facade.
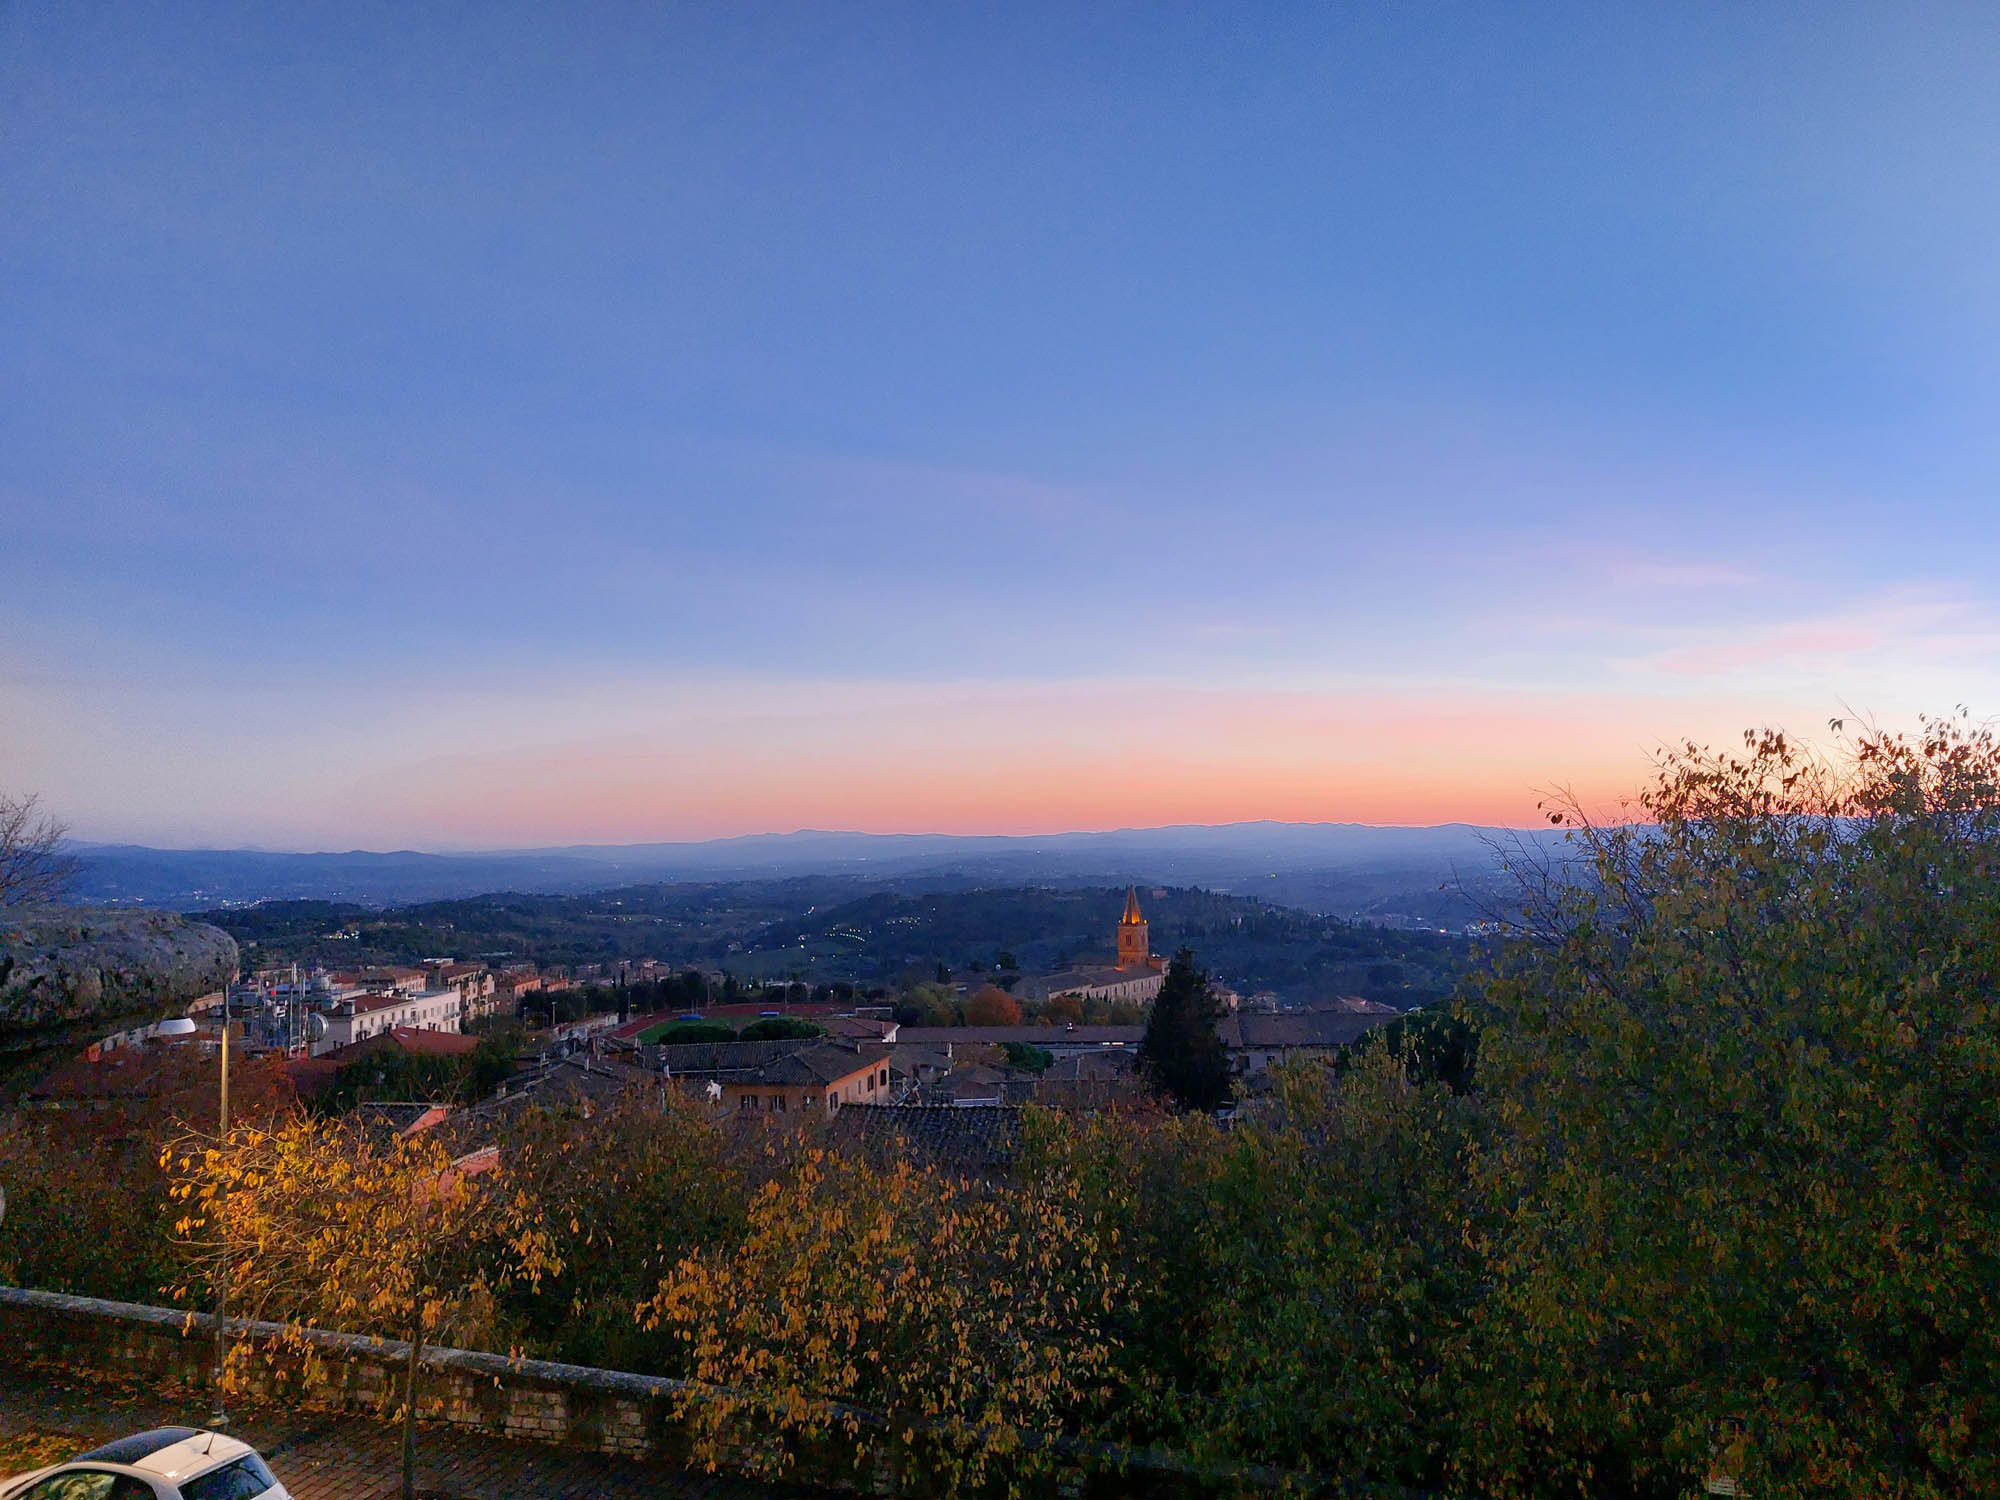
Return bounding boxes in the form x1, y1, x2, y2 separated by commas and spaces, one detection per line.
1037, 886, 1168, 1007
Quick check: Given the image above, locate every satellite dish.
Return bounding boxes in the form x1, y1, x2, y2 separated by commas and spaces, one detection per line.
157, 1018, 198, 1038
307, 1014, 328, 1041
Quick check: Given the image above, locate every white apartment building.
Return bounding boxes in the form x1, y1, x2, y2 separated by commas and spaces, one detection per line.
310, 986, 463, 1057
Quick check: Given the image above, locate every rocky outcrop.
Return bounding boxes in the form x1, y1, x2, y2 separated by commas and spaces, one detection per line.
0, 907, 239, 1058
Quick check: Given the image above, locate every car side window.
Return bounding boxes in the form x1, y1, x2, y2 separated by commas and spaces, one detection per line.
177, 1455, 277, 1500
14, 1473, 155, 1500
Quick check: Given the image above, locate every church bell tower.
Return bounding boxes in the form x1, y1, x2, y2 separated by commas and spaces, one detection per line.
1117, 885, 1150, 970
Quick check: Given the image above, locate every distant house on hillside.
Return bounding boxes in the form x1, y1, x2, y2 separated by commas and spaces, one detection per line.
631, 1036, 897, 1118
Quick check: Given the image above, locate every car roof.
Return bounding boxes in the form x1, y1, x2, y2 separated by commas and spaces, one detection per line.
130, 1432, 253, 1483
73, 1429, 202, 1466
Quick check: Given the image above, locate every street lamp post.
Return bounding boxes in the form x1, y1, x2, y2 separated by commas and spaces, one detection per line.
211, 980, 231, 1428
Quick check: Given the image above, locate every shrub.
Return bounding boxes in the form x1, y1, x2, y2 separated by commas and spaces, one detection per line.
965, 984, 1022, 1027
639, 1020, 737, 1045
738, 1016, 825, 1042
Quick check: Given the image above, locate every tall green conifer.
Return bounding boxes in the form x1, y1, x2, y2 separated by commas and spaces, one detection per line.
1138, 946, 1231, 1111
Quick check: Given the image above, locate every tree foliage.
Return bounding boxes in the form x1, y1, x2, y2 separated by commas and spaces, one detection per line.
738, 1015, 826, 1042
1334, 1007, 1478, 1094
639, 1020, 737, 1045
0, 1050, 294, 1303
1000, 1041, 1053, 1074
0, 1115, 174, 1301
164, 1116, 562, 1500
490, 1090, 747, 1374
1462, 719, 2000, 1498
1137, 947, 1230, 1111
311, 1035, 517, 1115
637, 1144, 1122, 1492
1017, 1073, 1482, 1490
9, 716, 2000, 1498
965, 984, 1023, 1027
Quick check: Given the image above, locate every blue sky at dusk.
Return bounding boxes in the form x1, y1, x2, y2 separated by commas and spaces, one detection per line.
6, 3, 2000, 847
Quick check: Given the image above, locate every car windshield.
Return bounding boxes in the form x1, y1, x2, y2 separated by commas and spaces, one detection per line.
14, 1472, 153, 1500
176, 1455, 277, 1500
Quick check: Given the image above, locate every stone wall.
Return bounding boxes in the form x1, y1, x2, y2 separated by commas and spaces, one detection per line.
0, 1286, 701, 1465
0, 1285, 1282, 1497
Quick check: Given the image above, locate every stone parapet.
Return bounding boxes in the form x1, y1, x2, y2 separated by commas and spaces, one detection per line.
0, 1285, 697, 1465
0, 1285, 1310, 1497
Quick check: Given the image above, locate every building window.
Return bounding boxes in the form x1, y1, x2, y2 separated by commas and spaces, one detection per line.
771, 1095, 786, 1112
866, 1072, 875, 1092
739, 1095, 757, 1111
879, 1067, 888, 1087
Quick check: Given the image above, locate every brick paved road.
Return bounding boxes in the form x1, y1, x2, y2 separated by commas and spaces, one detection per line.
0, 1365, 818, 1499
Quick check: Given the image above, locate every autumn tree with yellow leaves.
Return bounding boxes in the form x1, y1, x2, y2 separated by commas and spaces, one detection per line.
489, 1088, 747, 1374
637, 1144, 1122, 1493
164, 1116, 562, 1500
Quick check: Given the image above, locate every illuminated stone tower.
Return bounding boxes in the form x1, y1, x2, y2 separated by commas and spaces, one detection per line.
1117, 885, 1150, 970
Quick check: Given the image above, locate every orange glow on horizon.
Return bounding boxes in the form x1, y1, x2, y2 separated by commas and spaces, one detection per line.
340, 683, 1799, 848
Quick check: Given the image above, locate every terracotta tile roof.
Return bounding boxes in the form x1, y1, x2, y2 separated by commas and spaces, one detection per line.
893, 1025, 1144, 1047
827, 1104, 1022, 1172
1216, 1012, 1388, 1049
735, 1042, 891, 1088
650, 1040, 813, 1075
353, 1102, 450, 1142
388, 1026, 479, 1055
821, 1015, 899, 1041
468, 1056, 659, 1116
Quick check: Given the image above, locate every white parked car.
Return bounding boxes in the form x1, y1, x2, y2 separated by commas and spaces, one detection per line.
1, 1427, 291, 1500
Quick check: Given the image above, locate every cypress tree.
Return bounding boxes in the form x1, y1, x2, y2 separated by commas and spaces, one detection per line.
1137, 945, 1231, 1111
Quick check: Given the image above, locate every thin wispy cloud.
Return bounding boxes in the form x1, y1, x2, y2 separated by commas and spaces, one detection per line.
1650, 591, 2000, 679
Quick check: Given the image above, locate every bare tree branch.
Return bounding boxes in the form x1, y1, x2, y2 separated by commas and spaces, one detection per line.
0, 792, 81, 907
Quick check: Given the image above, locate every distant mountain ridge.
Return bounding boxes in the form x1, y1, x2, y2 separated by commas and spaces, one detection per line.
69, 821, 1566, 917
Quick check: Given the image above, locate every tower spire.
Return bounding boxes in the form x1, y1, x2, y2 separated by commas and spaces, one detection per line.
1117, 885, 1150, 969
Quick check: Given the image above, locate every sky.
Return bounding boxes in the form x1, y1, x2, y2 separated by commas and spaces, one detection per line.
6, 2, 2000, 849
